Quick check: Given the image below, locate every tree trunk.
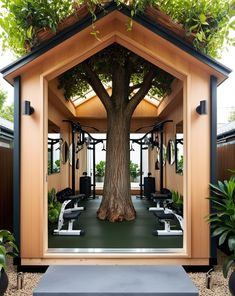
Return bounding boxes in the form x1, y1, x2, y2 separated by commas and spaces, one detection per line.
84, 60, 155, 222
97, 110, 136, 222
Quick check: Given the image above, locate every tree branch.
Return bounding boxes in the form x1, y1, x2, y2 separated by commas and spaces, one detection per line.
129, 83, 143, 94
126, 67, 157, 116
82, 61, 111, 110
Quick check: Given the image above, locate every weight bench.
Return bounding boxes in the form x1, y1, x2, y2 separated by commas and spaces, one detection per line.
53, 188, 86, 236
148, 189, 172, 211
152, 210, 183, 236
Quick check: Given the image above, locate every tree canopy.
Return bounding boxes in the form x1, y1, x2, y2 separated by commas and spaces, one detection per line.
0, 0, 234, 58
228, 109, 235, 122
0, 87, 14, 122
58, 43, 174, 100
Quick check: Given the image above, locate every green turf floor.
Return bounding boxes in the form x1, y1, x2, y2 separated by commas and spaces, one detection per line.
48, 197, 183, 250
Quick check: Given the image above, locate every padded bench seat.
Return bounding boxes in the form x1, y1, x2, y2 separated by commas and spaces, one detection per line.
63, 211, 81, 220
33, 265, 198, 296
153, 211, 175, 220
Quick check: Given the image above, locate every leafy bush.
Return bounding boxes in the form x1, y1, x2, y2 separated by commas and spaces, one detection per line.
0, 0, 234, 58
171, 190, 183, 213
207, 171, 235, 278
0, 0, 74, 56
0, 230, 18, 272
95, 160, 105, 177
129, 160, 140, 179
48, 188, 61, 224
158, 0, 235, 58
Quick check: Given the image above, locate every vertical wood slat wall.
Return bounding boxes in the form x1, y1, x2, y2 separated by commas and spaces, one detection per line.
0, 147, 13, 231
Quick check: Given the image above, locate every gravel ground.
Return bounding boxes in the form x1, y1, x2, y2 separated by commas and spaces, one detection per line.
4, 252, 232, 295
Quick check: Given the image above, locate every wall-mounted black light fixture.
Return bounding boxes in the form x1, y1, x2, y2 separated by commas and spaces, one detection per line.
102, 141, 106, 151
196, 100, 207, 115
130, 142, 135, 152
23, 100, 34, 115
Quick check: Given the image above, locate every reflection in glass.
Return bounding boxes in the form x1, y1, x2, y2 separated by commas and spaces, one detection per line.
48, 120, 61, 175
175, 121, 183, 175
167, 139, 175, 165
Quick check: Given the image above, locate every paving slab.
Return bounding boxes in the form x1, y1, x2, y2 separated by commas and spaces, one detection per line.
33, 265, 198, 296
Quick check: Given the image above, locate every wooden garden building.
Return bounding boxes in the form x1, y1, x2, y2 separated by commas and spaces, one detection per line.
0, 2, 232, 269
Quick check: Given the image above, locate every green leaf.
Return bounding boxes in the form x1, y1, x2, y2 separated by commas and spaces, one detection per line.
0, 254, 6, 271
213, 227, 230, 236
219, 230, 229, 245
26, 25, 33, 38
223, 254, 235, 278
189, 24, 199, 31
199, 13, 208, 25
229, 9, 235, 18
228, 237, 235, 251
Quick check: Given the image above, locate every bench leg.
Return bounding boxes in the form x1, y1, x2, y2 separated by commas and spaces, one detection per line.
153, 220, 183, 236
54, 219, 85, 236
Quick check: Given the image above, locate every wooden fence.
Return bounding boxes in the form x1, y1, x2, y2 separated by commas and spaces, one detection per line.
217, 142, 235, 181
0, 147, 13, 231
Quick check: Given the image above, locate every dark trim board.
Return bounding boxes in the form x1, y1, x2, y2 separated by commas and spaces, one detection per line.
17, 264, 48, 273
16, 263, 212, 273
0, 2, 232, 79
13, 76, 21, 254
183, 264, 213, 273
210, 75, 218, 263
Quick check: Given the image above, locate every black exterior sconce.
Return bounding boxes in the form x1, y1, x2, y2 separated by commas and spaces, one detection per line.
196, 100, 207, 115
23, 100, 34, 115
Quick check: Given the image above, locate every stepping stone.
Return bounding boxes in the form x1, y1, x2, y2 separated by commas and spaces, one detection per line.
33, 265, 198, 295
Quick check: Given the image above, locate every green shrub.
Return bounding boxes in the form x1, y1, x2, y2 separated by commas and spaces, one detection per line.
129, 161, 140, 179
48, 188, 61, 224
207, 171, 235, 278
171, 190, 183, 212
0, 230, 18, 272
95, 160, 105, 177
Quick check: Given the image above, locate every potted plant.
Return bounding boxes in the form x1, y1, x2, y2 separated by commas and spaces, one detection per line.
129, 161, 140, 182
0, 230, 18, 296
95, 161, 105, 182
207, 171, 235, 295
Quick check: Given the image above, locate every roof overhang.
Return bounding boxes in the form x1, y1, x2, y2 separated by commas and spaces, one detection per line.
0, 2, 232, 85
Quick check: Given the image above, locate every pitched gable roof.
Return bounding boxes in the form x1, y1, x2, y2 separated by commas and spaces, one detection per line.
0, 2, 232, 82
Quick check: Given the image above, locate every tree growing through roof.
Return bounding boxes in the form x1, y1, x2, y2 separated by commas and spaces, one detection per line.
59, 44, 174, 222
0, 0, 234, 58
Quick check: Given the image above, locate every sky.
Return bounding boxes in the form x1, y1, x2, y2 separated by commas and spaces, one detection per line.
217, 45, 235, 124
0, 41, 235, 125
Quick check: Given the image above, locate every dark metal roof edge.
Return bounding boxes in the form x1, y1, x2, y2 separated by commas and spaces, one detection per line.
217, 128, 235, 140
0, 125, 14, 134
0, 2, 232, 78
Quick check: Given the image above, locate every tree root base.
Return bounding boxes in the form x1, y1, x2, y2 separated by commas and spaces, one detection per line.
97, 209, 136, 222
